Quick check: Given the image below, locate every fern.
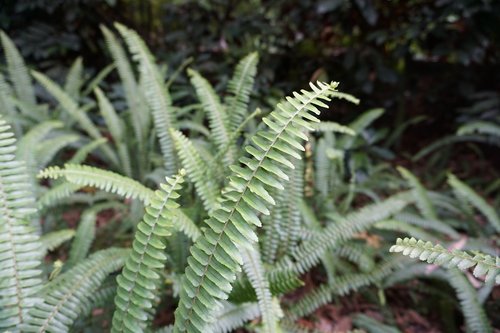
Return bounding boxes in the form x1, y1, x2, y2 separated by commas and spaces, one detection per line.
173, 81, 344, 333
0, 117, 42, 330
241, 245, 279, 332
209, 302, 260, 333
38, 182, 83, 210
114, 23, 176, 175
188, 68, 234, 165
0, 73, 22, 134
457, 120, 500, 138
39, 164, 154, 204
390, 237, 500, 284
312, 121, 356, 135
447, 269, 493, 333
22, 248, 129, 332
39, 229, 75, 254
111, 171, 185, 332
225, 52, 259, 131
448, 173, 500, 232
397, 166, 437, 221
64, 57, 83, 100
0, 31, 36, 107
68, 138, 108, 164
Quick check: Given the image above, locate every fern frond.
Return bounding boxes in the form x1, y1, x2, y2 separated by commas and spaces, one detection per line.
64, 57, 83, 100
38, 182, 82, 210
188, 68, 234, 165
81, 63, 115, 96
171, 129, 219, 212
457, 120, 500, 137
68, 138, 108, 164
448, 174, 500, 232
448, 269, 492, 333
174, 81, 341, 333
209, 302, 260, 333
95, 87, 132, 176
101, 25, 149, 149
287, 195, 409, 274
312, 121, 356, 135
390, 237, 500, 284
0, 118, 43, 330
39, 229, 75, 254
0, 73, 22, 134
353, 314, 401, 333
38, 164, 154, 204
288, 258, 402, 319
394, 212, 460, 239
335, 243, 375, 272
35, 134, 80, 168
112, 171, 185, 332
337, 108, 383, 148
374, 219, 439, 242
397, 166, 437, 221
0, 31, 36, 106
225, 52, 259, 131
241, 246, 279, 332
22, 248, 129, 332
115, 23, 176, 175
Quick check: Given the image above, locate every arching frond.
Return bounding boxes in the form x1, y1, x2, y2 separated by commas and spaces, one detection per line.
188, 68, 234, 165
0, 73, 21, 134
448, 174, 500, 232
209, 302, 260, 333
390, 237, 500, 284
112, 171, 185, 332
171, 129, 219, 212
35, 134, 80, 168
68, 138, 108, 164
448, 269, 492, 333
22, 248, 129, 332
225, 52, 259, 131
0, 118, 42, 330
241, 246, 279, 332
0, 31, 36, 106
16, 121, 63, 169
114, 23, 176, 175
174, 81, 344, 333
397, 166, 437, 221
38, 182, 83, 210
287, 258, 403, 319
64, 57, 83, 100
457, 120, 500, 138
39, 229, 75, 254
311, 121, 356, 135
38, 164, 154, 204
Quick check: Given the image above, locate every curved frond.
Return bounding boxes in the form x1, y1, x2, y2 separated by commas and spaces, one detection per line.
114, 23, 176, 175
38, 182, 82, 210
448, 174, 500, 232
188, 68, 234, 165
171, 129, 219, 212
68, 138, 108, 164
112, 171, 185, 332
397, 166, 437, 221
174, 81, 341, 333
22, 248, 129, 332
390, 237, 500, 284
448, 269, 492, 333
225, 52, 259, 131
312, 121, 356, 135
64, 57, 83, 100
209, 302, 260, 333
16, 121, 63, 170
38, 164, 154, 204
39, 229, 75, 254
457, 120, 500, 137
0, 31, 36, 106
0, 117, 42, 330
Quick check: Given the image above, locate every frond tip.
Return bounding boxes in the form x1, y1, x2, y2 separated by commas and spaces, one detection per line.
390, 237, 500, 284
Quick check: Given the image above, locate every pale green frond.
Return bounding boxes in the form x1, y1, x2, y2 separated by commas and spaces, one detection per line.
38, 182, 83, 210
448, 269, 492, 333
287, 258, 402, 320
457, 120, 500, 137
114, 23, 176, 175
174, 81, 339, 333
111, 172, 185, 333
171, 129, 219, 212
287, 195, 409, 275
22, 248, 129, 332
38, 164, 154, 204
209, 302, 260, 333
64, 57, 83, 100
0, 73, 21, 134
68, 138, 108, 164
101, 25, 149, 148
390, 237, 500, 284
394, 212, 460, 239
81, 63, 115, 96
374, 219, 439, 242
397, 166, 437, 221
448, 174, 500, 232
312, 121, 356, 135
0, 117, 42, 330
0, 31, 36, 106
353, 314, 401, 333
335, 243, 375, 272
338, 108, 384, 148
241, 246, 280, 333
39, 229, 75, 254
34, 134, 80, 169
188, 68, 234, 165
95, 87, 132, 176
225, 52, 259, 131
